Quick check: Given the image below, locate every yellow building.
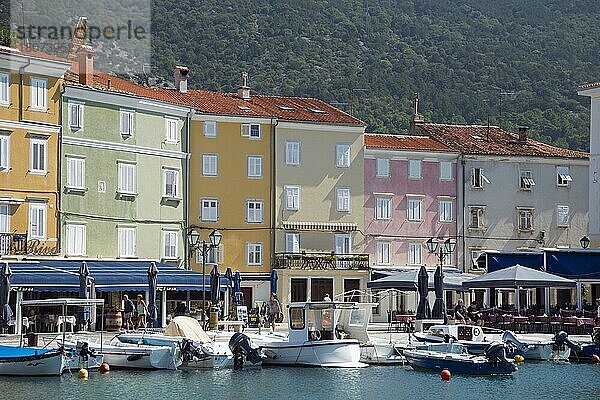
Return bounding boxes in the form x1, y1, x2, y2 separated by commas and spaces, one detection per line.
0, 47, 71, 256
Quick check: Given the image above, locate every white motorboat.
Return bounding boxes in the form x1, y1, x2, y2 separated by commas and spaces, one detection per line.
336, 303, 405, 365
258, 302, 367, 368
64, 341, 105, 371
0, 345, 67, 376
501, 331, 571, 361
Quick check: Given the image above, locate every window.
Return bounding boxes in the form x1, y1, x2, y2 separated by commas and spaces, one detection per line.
247, 200, 264, 223
407, 197, 423, 221
408, 243, 422, 266
376, 241, 390, 265
286, 141, 300, 166
557, 205, 570, 227
120, 110, 134, 136
289, 307, 305, 330
334, 234, 352, 254
336, 144, 351, 168
29, 203, 46, 239
471, 250, 485, 270
408, 160, 422, 179
440, 161, 452, 181
247, 156, 262, 178
285, 185, 300, 211
439, 200, 453, 223
469, 206, 485, 229
69, 103, 83, 129
165, 118, 178, 143
118, 227, 135, 257
557, 166, 572, 186
164, 169, 179, 198
196, 244, 223, 265
30, 138, 47, 173
0, 72, 9, 105
163, 230, 178, 259
0, 134, 9, 170
247, 242, 262, 265
202, 154, 218, 176
517, 208, 534, 231
241, 124, 261, 138
375, 197, 391, 220
471, 168, 489, 188
336, 188, 351, 212
201, 198, 219, 222
117, 162, 136, 194
66, 157, 85, 189
30, 77, 47, 110
285, 232, 300, 253
376, 158, 389, 177
0, 205, 10, 233
204, 121, 217, 137
520, 170, 535, 190
66, 224, 86, 256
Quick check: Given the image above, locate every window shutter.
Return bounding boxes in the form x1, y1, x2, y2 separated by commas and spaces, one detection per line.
0, 137, 7, 169
241, 124, 250, 137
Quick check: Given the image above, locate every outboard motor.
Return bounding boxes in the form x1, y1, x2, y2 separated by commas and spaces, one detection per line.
484, 342, 515, 371
228, 332, 263, 370
502, 330, 528, 355
553, 331, 582, 353
180, 338, 211, 363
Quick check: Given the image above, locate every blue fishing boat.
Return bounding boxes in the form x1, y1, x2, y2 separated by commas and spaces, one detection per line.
403, 342, 517, 375
0, 345, 67, 376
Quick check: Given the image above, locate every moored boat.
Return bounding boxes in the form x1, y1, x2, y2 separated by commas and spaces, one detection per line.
0, 345, 67, 376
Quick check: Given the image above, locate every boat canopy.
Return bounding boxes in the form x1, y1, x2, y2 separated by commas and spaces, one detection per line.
7, 260, 229, 292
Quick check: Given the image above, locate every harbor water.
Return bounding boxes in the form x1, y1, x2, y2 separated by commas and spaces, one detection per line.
1, 362, 599, 400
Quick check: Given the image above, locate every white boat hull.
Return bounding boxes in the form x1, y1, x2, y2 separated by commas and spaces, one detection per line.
0, 350, 66, 376
519, 344, 571, 361
101, 344, 181, 370
360, 342, 405, 365
64, 353, 105, 371
261, 340, 366, 368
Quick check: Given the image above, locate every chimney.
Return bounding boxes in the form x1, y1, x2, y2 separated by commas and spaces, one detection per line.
409, 92, 425, 135
237, 71, 250, 100
174, 66, 189, 93
77, 45, 94, 86
518, 126, 528, 143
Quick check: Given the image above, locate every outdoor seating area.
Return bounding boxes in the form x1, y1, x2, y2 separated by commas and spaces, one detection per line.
387, 310, 416, 332
480, 308, 596, 334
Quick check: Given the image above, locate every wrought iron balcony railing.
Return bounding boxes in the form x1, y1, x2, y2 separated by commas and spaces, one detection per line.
274, 252, 369, 270
0, 233, 29, 255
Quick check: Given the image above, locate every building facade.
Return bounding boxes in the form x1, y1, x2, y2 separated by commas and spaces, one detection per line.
415, 123, 589, 276
60, 59, 189, 265
0, 47, 70, 257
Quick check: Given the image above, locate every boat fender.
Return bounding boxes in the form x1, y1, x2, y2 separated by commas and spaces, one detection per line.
513, 355, 524, 363
591, 354, 600, 364
440, 368, 451, 381
100, 362, 110, 374
78, 368, 88, 379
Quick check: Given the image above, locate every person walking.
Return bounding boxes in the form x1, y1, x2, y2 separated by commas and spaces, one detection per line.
123, 294, 135, 330
267, 293, 281, 332
135, 294, 148, 329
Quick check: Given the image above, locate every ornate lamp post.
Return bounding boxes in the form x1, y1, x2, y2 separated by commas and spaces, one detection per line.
426, 237, 457, 266
187, 228, 222, 323
580, 236, 590, 249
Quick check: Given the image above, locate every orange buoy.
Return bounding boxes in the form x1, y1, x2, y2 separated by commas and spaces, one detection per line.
592, 354, 600, 364
441, 368, 451, 381
100, 362, 110, 373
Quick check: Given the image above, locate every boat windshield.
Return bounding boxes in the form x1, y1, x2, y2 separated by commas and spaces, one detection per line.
349, 308, 366, 327
307, 307, 334, 341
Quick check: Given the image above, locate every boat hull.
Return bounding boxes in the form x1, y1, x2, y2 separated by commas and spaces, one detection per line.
261, 340, 366, 368
360, 342, 405, 365
403, 349, 516, 375
0, 349, 66, 376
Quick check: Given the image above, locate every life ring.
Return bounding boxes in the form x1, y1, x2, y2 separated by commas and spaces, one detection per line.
310, 330, 321, 341
473, 327, 481, 336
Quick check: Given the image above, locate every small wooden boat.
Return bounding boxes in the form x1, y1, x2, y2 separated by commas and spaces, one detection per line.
404, 342, 517, 375
0, 345, 67, 376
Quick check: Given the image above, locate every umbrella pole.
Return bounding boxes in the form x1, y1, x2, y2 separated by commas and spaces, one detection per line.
100, 304, 104, 353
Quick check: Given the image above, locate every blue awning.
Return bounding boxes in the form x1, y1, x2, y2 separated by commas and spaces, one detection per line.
7, 260, 229, 292
545, 249, 600, 280
484, 251, 544, 272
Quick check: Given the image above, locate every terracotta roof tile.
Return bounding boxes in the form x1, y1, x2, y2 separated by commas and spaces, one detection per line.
415, 123, 588, 159
579, 81, 600, 90
0, 45, 71, 64
65, 66, 363, 125
365, 133, 454, 152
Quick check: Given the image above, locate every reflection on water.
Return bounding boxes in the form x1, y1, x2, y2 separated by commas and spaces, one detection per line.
1, 363, 599, 400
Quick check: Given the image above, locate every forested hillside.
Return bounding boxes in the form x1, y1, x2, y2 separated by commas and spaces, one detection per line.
3, 0, 600, 150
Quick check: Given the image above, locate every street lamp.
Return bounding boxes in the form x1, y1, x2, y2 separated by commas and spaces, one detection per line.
580, 235, 590, 249
426, 237, 456, 267
187, 228, 222, 323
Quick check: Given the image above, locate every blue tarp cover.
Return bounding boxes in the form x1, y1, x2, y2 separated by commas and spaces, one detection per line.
8, 260, 228, 292
0, 345, 51, 358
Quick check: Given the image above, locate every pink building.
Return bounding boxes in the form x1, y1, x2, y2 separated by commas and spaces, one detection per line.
364, 134, 460, 269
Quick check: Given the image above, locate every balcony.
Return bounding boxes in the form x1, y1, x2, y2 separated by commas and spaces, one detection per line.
0, 233, 29, 255
274, 252, 369, 270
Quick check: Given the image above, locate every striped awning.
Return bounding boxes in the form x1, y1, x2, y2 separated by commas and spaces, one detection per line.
282, 221, 357, 232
